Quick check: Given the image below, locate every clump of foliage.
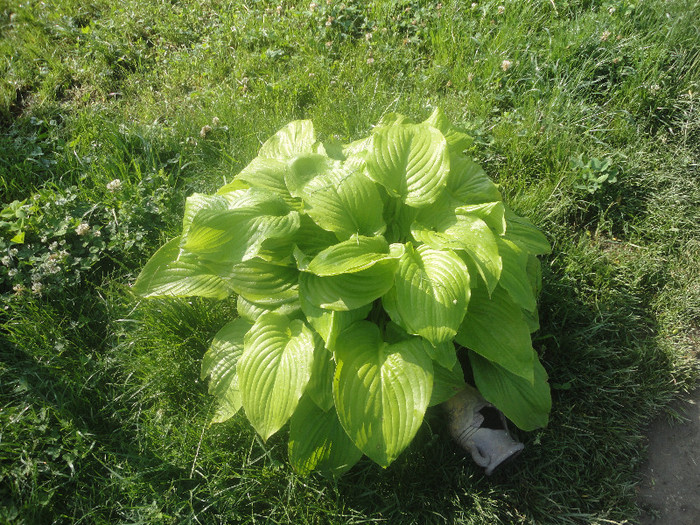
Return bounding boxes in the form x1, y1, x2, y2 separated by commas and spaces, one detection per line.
133, 109, 551, 476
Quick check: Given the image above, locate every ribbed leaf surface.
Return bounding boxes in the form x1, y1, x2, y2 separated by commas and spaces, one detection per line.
456, 287, 535, 382
300, 293, 371, 350
288, 397, 363, 477
382, 243, 470, 345
132, 237, 231, 299
306, 235, 391, 276
227, 258, 299, 306
184, 191, 300, 265
287, 154, 385, 239
503, 208, 551, 255
258, 120, 318, 159
411, 212, 502, 294
366, 123, 450, 208
497, 238, 537, 312
299, 259, 398, 311
470, 350, 551, 431
201, 318, 252, 423
239, 313, 317, 440
333, 322, 433, 466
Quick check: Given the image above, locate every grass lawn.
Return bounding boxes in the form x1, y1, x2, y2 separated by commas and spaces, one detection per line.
1, 0, 698, 523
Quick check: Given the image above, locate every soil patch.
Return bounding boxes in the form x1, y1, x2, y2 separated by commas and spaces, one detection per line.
637, 385, 700, 524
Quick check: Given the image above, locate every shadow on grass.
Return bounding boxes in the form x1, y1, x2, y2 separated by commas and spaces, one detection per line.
0, 260, 695, 524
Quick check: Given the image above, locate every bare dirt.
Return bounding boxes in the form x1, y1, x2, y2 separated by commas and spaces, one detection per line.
637, 385, 700, 525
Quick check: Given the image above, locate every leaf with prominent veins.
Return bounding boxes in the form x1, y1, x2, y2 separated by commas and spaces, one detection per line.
238, 313, 317, 440
366, 123, 450, 208
333, 321, 433, 466
383, 243, 470, 346
287, 153, 385, 239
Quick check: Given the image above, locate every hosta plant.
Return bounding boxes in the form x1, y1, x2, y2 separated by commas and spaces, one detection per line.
133, 109, 552, 476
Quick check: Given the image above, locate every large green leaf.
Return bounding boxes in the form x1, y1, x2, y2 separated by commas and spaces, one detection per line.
306, 235, 397, 276
233, 156, 299, 208
411, 212, 502, 294
132, 237, 231, 299
236, 295, 302, 323
201, 318, 252, 423
305, 342, 335, 411
366, 123, 450, 208
458, 202, 506, 235
429, 360, 466, 407
334, 322, 433, 466
497, 238, 537, 312
455, 287, 535, 382
184, 191, 300, 265
288, 396, 363, 477
181, 193, 229, 238
299, 259, 398, 311
382, 243, 470, 345
286, 153, 385, 239
258, 120, 318, 159
226, 258, 299, 307
443, 154, 502, 206
469, 350, 551, 431
300, 293, 371, 350
422, 107, 473, 154
238, 313, 317, 440
503, 208, 551, 255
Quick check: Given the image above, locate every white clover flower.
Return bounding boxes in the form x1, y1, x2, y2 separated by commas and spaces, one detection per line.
1, 256, 11, 266
8, 268, 17, 277
93, 230, 102, 237
212, 116, 220, 126
32, 282, 43, 294
107, 179, 122, 192
13, 284, 25, 294
497, 5, 505, 14
76, 223, 90, 236
500, 59, 512, 71
200, 125, 212, 138
9, 248, 18, 257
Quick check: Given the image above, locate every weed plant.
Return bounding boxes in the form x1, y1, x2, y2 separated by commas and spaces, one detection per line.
1, 0, 698, 523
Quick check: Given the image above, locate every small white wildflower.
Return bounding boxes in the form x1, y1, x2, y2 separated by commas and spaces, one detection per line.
309, 2, 318, 10
8, 268, 17, 277
325, 16, 333, 26
500, 59, 512, 71
200, 125, 212, 138
608, 6, 616, 14
106, 179, 122, 192
9, 248, 18, 257
76, 223, 90, 236
600, 30, 611, 41
212, 117, 220, 127
49, 241, 59, 251
365, 32, 372, 41
41, 236, 48, 243
367, 57, 375, 64
497, 5, 505, 14
32, 282, 43, 295
1, 256, 11, 266
13, 284, 25, 294
93, 230, 101, 237
471, 2, 478, 9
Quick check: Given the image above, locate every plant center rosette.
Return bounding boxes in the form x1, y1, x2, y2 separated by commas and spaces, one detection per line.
133, 109, 552, 477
